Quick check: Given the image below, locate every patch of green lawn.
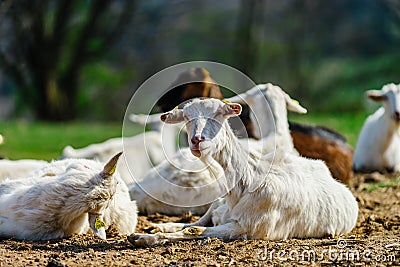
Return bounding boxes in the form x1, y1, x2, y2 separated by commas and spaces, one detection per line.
0, 121, 142, 161
365, 178, 400, 192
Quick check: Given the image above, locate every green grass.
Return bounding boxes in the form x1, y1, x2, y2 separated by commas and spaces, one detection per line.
0, 121, 142, 160
365, 178, 400, 192
0, 111, 368, 160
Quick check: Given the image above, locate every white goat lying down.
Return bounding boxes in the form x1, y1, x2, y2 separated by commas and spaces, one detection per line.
128, 98, 358, 246
354, 83, 400, 172
0, 152, 137, 241
0, 159, 48, 182
62, 132, 169, 185
129, 113, 188, 148
129, 148, 220, 215
130, 84, 307, 215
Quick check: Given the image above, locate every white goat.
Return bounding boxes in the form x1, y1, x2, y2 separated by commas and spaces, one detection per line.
129, 148, 220, 215
226, 83, 307, 154
0, 159, 48, 182
354, 83, 400, 172
130, 84, 307, 216
62, 132, 168, 185
61, 113, 183, 185
128, 98, 358, 246
30, 156, 137, 236
129, 113, 165, 132
0, 134, 4, 145
0, 153, 137, 240
129, 113, 185, 154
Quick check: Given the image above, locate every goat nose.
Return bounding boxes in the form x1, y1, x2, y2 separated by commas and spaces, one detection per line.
191, 135, 204, 145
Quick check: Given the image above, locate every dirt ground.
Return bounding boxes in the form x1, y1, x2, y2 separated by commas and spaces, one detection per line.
0, 173, 399, 267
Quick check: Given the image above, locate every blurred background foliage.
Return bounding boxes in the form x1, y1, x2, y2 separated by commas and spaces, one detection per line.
0, 0, 399, 121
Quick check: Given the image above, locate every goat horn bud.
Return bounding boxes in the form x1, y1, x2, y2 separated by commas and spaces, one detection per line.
102, 152, 122, 176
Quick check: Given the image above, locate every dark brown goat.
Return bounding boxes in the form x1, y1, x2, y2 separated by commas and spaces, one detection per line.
156, 69, 353, 184
157, 68, 223, 112
156, 68, 256, 138
289, 122, 354, 184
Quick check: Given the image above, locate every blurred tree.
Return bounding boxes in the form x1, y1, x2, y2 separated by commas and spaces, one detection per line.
0, 0, 136, 120
234, 0, 264, 76
386, 0, 400, 17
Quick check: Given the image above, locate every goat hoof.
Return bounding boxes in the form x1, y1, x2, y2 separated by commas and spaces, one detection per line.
127, 233, 161, 247
149, 222, 185, 233
127, 233, 140, 242
127, 234, 146, 246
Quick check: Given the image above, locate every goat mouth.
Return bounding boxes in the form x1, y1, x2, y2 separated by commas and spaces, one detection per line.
191, 148, 201, 157
191, 141, 212, 158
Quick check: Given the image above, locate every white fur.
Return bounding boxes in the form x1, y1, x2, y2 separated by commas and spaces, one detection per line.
31, 158, 137, 236
129, 113, 165, 132
0, 134, 4, 145
130, 148, 220, 215
226, 83, 307, 154
0, 159, 48, 182
354, 83, 400, 172
130, 84, 307, 215
0, 154, 137, 240
129, 113, 185, 157
129, 98, 358, 246
62, 132, 170, 185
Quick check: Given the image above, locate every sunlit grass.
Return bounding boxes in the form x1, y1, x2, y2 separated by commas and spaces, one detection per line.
0, 121, 141, 160
365, 178, 400, 192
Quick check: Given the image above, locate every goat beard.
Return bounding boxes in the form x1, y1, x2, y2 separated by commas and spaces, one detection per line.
197, 141, 212, 158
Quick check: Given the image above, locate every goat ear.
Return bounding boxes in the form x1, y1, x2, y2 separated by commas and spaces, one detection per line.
222, 103, 242, 117
102, 152, 122, 177
285, 94, 307, 114
160, 109, 184, 124
365, 90, 387, 102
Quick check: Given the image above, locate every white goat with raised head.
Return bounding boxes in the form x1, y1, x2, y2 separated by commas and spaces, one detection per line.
226, 83, 307, 153
231, 84, 353, 184
354, 83, 400, 172
129, 84, 307, 216
0, 152, 137, 240
128, 98, 358, 246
